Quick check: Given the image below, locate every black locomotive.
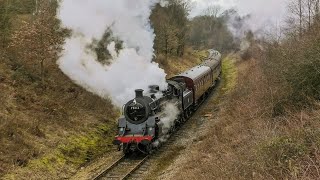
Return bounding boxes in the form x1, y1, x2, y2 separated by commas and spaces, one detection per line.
113, 49, 222, 154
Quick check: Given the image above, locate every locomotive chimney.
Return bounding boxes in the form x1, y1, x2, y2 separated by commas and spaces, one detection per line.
135, 89, 144, 98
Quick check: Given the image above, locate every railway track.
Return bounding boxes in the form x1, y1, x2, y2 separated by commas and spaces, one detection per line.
92, 154, 149, 180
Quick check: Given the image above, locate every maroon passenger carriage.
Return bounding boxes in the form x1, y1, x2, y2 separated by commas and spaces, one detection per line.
170, 49, 221, 108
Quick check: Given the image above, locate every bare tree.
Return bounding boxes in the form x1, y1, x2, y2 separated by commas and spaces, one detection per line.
287, 0, 306, 36
287, 0, 320, 34
203, 5, 222, 18
314, 0, 320, 22
9, 0, 63, 85
299, 0, 303, 36
307, 0, 313, 29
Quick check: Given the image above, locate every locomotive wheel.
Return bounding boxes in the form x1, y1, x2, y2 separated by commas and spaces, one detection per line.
181, 114, 187, 123
146, 144, 153, 154
184, 112, 188, 119
218, 73, 222, 80
188, 109, 192, 117
122, 143, 131, 155
185, 110, 191, 119
178, 115, 184, 124
170, 124, 176, 133
180, 115, 186, 123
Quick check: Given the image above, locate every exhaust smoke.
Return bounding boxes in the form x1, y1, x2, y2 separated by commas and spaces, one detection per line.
57, 0, 167, 107
153, 101, 181, 147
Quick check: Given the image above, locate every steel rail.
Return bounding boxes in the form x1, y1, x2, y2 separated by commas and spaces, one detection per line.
92, 155, 126, 180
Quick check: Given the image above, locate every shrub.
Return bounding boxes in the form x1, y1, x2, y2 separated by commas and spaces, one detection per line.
263, 31, 320, 112
261, 130, 320, 178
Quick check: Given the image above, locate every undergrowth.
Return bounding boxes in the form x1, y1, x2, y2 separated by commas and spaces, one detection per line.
167, 38, 320, 179
4, 124, 116, 179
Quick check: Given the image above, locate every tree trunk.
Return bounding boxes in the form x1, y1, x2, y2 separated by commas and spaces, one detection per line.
308, 0, 311, 29
316, 0, 320, 23
165, 34, 168, 60
299, 0, 303, 37
40, 59, 45, 85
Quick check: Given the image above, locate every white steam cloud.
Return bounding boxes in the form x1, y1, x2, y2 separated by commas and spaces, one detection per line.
160, 102, 180, 134
57, 0, 167, 107
153, 102, 180, 147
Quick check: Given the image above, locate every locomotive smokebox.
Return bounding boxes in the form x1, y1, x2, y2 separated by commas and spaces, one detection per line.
135, 89, 144, 98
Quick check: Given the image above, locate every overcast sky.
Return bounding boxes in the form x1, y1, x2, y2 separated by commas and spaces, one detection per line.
189, 0, 289, 31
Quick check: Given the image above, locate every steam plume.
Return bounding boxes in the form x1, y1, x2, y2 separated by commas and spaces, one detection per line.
153, 101, 180, 147
160, 102, 180, 134
57, 0, 167, 107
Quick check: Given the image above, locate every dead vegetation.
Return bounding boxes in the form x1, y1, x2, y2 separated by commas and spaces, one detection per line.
166, 31, 320, 179
0, 1, 120, 179
0, 40, 119, 179
156, 47, 208, 78
161, 1, 320, 178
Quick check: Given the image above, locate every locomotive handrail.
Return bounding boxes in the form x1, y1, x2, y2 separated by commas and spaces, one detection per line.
121, 104, 125, 115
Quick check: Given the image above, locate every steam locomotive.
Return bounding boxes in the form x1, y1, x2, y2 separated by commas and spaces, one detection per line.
113, 49, 222, 154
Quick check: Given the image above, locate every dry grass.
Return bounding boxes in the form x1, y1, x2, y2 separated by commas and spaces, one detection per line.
156, 47, 208, 78
0, 50, 119, 179
165, 56, 268, 180
166, 47, 320, 179
0, 9, 121, 179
